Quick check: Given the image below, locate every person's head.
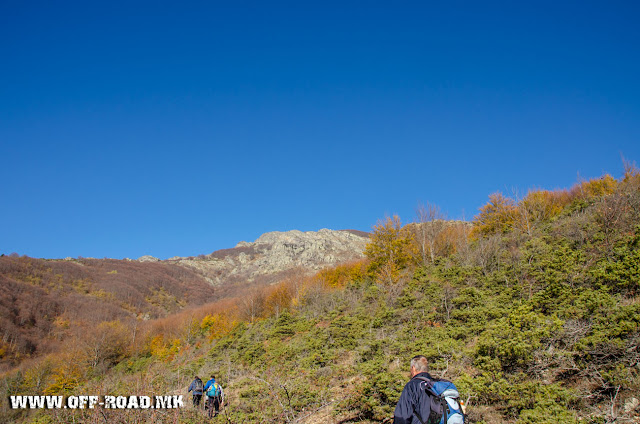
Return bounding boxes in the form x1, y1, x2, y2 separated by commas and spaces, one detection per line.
194, 376, 200, 381
410, 355, 429, 377
210, 374, 216, 381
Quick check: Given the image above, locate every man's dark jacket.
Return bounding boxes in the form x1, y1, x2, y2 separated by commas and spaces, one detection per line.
393, 372, 435, 424
188, 378, 204, 395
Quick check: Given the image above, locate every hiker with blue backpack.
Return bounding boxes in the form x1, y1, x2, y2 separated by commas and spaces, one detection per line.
393, 355, 466, 424
187, 375, 204, 407
204, 374, 224, 418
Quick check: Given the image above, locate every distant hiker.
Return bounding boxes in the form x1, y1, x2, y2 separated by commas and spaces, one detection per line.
393, 355, 465, 424
204, 374, 224, 418
188, 375, 204, 407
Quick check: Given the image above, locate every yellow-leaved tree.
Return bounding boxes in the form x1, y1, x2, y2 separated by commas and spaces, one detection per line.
515, 189, 570, 235
471, 192, 517, 237
364, 215, 417, 284
201, 313, 236, 340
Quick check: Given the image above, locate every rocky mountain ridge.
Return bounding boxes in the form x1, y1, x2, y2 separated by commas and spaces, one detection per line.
139, 229, 369, 288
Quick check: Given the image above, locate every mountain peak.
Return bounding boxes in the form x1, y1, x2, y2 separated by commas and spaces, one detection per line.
174, 228, 369, 292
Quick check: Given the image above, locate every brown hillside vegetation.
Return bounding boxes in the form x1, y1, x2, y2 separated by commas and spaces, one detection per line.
0, 229, 369, 376
0, 257, 217, 372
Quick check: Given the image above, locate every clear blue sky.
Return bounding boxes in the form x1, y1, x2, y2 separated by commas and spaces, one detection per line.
1, 1, 639, 259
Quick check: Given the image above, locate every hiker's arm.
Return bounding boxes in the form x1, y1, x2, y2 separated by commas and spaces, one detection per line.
393, 384, 414, 424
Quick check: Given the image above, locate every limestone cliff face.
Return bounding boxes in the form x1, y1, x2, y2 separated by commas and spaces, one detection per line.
162, 229, 369, 288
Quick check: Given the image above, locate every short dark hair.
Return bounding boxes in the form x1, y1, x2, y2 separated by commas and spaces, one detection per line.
211, 374, 216, 379
410, 355, 429, 373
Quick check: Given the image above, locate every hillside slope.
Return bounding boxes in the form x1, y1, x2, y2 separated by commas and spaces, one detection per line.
2, 170, 639, 424
0, 257, 216, 372
0, 229, 368, 373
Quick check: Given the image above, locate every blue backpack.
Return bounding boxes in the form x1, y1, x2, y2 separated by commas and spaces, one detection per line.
206, 382, 220, 398
413, 376, 466, 424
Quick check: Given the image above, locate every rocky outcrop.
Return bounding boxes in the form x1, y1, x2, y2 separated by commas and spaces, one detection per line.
138, 255, 160, 262
167, 229, 369, 288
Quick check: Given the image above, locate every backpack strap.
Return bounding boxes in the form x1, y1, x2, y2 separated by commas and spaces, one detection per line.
414, 376, 453, 424
413, 376, 439, 398
412, 405, 427, 424
442, 398, 448, 423
413, 376, 441, 424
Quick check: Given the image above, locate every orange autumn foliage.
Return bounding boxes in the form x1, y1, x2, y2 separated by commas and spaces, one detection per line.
471, 193, 517, 237
433, 223, 469, 257
313, 260, 367, 288
574, 174, 617, 198
264, 283, 295, 317
201, 313, 236, 340
473, 175, 621, 237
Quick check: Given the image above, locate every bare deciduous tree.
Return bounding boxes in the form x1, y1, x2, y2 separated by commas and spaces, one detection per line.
238, 288, 266, 323
415, 202, 446, 265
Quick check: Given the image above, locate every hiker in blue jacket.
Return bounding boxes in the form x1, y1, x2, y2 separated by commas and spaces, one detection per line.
203, 374, 222, 417
187, 375, 204, 407
394, 355, 435, 424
